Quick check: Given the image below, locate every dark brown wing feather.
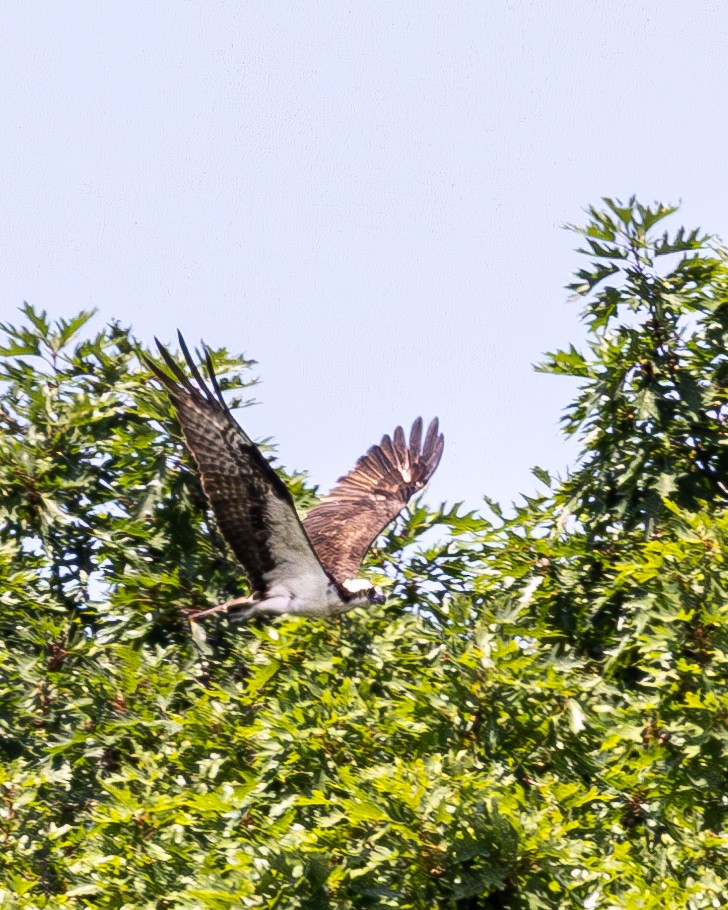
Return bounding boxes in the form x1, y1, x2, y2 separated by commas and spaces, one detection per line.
144, 332, 330, 597
303, 417, 444, 583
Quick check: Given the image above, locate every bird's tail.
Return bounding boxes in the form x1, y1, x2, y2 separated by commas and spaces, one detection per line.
228, 603, 256, 623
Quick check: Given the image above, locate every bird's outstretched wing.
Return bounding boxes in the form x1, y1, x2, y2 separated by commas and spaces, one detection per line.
303, 418, 444, 583
144, 332, 331, 597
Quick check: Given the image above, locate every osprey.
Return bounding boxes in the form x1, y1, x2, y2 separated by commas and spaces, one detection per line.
145, 333, 444, 620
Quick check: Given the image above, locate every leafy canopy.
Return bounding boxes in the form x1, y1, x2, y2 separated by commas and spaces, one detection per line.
0, 199, 726, 909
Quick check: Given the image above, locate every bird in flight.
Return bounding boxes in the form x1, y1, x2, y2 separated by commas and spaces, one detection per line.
145, 333, 444, 621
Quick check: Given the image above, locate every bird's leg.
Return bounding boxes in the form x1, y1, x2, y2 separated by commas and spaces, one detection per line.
187, 594, 252, 620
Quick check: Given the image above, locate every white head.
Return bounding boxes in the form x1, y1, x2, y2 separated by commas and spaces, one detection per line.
342, 577, 386, 606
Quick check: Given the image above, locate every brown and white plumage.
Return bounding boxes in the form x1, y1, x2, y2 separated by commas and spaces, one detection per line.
303, 417, 444, 581
145, 332, 444, 620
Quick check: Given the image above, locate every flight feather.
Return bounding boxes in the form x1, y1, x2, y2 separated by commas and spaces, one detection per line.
144, 334, 444, 619
302, 417, 444, 582
144, 333, 330, 598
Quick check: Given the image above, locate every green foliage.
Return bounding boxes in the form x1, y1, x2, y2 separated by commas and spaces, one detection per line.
1, 200, 727, 909
539, 197, 728, 537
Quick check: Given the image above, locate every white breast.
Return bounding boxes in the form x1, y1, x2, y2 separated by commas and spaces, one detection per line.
253, 572, 346, 617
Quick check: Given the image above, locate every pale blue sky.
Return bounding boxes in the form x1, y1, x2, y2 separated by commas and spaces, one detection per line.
2, 2, 727, 511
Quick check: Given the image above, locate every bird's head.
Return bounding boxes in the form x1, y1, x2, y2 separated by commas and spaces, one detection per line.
342, 578, 387, 607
